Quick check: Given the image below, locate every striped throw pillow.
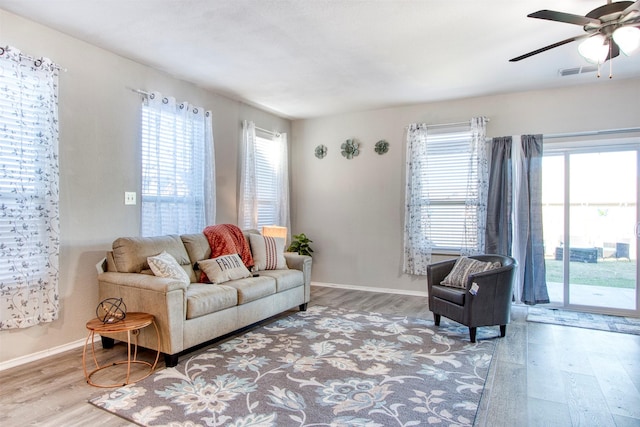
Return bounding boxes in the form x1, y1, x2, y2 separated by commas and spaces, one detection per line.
249, 233, 288, 271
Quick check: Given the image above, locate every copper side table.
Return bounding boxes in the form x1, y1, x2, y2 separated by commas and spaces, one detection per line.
83, 312, 160, 388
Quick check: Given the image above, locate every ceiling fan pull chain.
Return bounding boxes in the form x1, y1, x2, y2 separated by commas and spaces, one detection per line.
609, 43, 613, 79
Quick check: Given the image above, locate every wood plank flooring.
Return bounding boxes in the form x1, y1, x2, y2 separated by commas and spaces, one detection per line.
1, 286, 639, 426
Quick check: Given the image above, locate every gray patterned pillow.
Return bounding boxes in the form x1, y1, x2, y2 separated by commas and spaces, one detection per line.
147, 251, 191, 285
440, 257, 501, 289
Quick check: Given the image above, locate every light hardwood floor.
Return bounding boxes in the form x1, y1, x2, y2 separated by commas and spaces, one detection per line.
1, 286, 639, 427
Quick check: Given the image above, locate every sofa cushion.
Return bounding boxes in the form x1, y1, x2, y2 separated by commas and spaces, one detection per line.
147, 251, 191, 285
198, 254, 252, 284
224, 276, 276, 304
440, 256, 500, 289
181, 233, 211, 265
186, 284, 238, 319
249, 233, 287, 271
112, 235, 191, 274
258, 269, 304, 292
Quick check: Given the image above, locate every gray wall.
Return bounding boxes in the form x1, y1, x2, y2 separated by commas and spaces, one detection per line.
0, 10, 290, 364
291, 78, 640, 294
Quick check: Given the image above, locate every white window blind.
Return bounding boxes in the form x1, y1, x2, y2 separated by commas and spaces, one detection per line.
254, 134, 280, 228
422, 128, 481, 250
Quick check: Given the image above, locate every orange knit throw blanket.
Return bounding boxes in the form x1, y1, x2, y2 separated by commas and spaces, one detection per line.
201, 224, 254, 282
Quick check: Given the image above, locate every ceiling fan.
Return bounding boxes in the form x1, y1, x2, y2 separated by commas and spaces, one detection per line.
510, 0, 640, 69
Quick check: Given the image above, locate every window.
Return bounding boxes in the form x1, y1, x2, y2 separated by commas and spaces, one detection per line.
403, 118, 488, 275
140, 92, 215, 237
0, 47, 60, 329
238, 121, 289, 231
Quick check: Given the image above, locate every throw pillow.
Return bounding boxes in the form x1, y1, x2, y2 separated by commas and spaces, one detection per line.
199, 254, 252, 284
147, 251, 191, 285
249, 233, 287, 271
440, 257, 501, 289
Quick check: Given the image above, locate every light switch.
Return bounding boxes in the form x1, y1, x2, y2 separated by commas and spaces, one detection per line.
124, 192, 137, 205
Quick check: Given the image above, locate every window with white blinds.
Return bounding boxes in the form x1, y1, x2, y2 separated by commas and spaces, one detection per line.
140, 97, 207, 237
420, 128, 481, 251
253, 134, 280, 228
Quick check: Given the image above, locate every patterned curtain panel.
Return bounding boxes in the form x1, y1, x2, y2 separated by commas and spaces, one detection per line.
0, 47, 60, 329
403, 123, 432, 275
461, 117, 489, 256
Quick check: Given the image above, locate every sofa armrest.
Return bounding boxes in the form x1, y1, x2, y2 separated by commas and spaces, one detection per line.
97, 272, 188, 355
284, 252, 312, 302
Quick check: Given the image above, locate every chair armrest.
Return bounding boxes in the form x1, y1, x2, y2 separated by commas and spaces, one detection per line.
464, 266, 516, 326
426, 259, 457, 289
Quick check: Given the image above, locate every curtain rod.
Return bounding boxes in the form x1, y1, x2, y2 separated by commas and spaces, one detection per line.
255, 126, 281, 136
130, 88, 149, 97
405, 118, 490, 130
544, 127, 640, 139
0, 46, 65, 71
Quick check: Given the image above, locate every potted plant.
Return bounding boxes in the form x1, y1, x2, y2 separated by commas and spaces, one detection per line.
287, 233, 313, 257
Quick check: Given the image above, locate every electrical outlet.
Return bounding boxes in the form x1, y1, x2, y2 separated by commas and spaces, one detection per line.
124, 192, 136, 205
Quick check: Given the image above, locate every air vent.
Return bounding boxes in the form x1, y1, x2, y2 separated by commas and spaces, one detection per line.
558, 65, 598, 77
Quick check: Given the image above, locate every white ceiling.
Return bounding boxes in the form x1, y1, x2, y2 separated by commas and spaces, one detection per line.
1, 0, 639, 119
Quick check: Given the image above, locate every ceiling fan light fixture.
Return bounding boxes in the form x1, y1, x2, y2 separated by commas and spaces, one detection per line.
578, 34, 610, 64
612, 26, 640, 55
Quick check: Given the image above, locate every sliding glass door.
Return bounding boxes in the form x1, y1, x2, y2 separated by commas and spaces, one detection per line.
542, 144, 639, 316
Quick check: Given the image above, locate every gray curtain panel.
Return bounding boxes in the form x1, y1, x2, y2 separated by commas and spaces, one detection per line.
485, 136, 512, 256
519, 134, 549, 305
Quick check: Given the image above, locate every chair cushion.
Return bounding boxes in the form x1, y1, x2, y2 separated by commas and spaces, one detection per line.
431, 284, 466, 305
440, 256, 500, 289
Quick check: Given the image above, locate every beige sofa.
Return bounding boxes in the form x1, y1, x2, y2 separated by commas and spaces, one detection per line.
97, 230, 312, 366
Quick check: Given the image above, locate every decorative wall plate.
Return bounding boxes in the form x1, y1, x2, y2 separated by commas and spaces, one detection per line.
315, 144, 327, 159
341, 139, 359, 159
375, 140, 390, 155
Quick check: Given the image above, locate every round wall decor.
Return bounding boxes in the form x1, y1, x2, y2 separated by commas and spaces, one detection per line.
375, 140, 390, 155
341, 139, 360, 159
315, 144, 327, 159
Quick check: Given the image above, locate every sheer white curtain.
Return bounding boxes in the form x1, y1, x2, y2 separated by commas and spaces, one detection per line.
403, 123, 432, 275
238, 120, 258, 229
0, 46, 60, 329
141, 92, 215, 236
238, 120, 290, 233
273, 131, 291, 233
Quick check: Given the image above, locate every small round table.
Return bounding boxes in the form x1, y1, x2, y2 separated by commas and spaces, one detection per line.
83, 312, 160, 388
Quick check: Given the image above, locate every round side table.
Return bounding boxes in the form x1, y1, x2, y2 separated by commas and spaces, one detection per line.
83, 312, 160, 388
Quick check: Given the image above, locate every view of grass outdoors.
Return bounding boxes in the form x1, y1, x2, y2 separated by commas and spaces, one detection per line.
541, 150, 637, 312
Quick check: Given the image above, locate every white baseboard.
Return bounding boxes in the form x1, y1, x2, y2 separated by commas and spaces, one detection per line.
0, 335, 99, 372
312, 281, 428, 298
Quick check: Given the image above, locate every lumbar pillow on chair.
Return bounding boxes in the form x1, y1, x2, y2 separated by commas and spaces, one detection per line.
440, 256, 500, 289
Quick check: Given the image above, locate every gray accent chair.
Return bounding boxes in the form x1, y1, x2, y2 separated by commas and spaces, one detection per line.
426, 254, 517, 342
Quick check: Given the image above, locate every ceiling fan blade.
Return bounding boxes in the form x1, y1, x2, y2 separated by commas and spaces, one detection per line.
528, 9, 601, 26
620, 0, 640, 23
509, 35, 587, 62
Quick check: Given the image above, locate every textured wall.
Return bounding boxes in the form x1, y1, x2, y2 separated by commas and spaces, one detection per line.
0, 10, 290, 364
291, 78, 640, 294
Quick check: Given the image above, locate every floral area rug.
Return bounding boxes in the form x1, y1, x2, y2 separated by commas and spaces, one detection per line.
527, 306, 640, 336
89, 305, 495, 426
